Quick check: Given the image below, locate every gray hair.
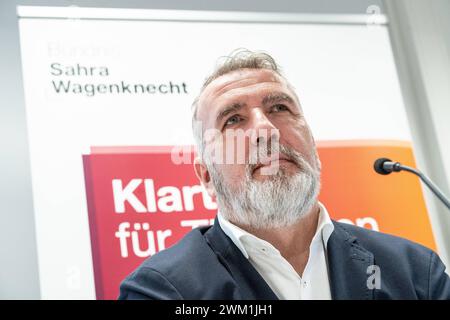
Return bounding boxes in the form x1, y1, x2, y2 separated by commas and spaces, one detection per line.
191, 49, 286, 157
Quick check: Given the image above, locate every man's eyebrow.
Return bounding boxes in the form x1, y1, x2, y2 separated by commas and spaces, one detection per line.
262, 92, 295, 106
215, 103, 245, 127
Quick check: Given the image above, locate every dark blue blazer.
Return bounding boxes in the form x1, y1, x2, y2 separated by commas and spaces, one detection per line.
118, 217, 450, 299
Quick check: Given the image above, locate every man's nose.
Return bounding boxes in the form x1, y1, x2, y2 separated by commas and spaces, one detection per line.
249, 108, 280, 146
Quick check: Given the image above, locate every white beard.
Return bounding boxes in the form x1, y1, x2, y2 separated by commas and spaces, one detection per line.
208, 145, 321, 229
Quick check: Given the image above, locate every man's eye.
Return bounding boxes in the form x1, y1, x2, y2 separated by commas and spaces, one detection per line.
224, 115, 242, 127
271, 104, 289, 112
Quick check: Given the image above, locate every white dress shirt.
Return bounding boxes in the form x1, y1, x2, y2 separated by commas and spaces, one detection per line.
217, 201, 335, 300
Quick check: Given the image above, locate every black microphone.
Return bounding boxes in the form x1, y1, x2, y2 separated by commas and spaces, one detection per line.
374, 158, 450, 210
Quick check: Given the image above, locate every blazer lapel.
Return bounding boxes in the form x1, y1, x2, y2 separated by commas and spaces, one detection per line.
327, 221, 375, 300
204, 217, 279, 300
204, 217, 376, 300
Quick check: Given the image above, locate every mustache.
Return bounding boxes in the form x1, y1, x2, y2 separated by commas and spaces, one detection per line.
246, 143, 305, 176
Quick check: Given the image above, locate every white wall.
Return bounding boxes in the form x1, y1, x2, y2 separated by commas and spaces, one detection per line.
384, 0, 450, 271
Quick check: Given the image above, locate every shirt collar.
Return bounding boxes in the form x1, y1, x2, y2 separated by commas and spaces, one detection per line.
217, 201, 335, 259
314, 201, 335, 249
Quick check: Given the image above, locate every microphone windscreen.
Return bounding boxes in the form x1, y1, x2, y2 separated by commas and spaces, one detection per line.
374, 157, 392, 175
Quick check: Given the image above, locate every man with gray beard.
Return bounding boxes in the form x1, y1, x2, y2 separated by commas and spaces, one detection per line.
208, 141, 321, 230
119, 49, 450, 300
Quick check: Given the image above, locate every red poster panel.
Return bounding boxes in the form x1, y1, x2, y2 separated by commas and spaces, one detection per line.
83, 140, 436, 299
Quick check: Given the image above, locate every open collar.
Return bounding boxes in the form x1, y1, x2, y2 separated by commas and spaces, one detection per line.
204, 215, 375, 300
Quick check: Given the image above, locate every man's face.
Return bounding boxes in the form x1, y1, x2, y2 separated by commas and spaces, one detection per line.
195, 68, 321, 228
197, 68, 320, 187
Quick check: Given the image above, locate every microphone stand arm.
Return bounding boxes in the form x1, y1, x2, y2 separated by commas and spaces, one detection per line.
397, 164, 450, 210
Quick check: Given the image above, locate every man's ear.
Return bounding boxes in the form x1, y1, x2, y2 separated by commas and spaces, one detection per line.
193, 156, 216, 199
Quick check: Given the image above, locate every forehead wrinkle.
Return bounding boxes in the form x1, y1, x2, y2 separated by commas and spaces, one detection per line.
213, 76, 280, 99
205, 69, 281, 100
209, 83, 299, 130
197, 70, 297, 130
261, 92, 295, 106
214, 80, 286, 105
